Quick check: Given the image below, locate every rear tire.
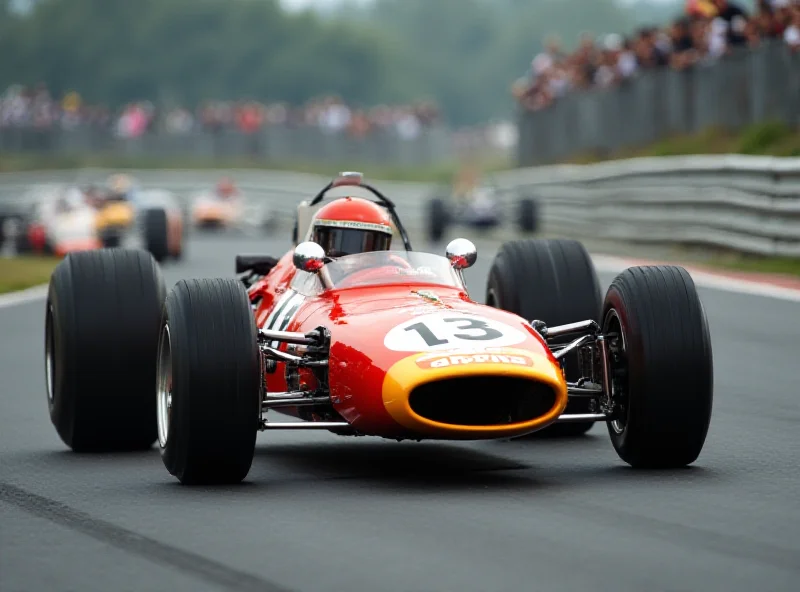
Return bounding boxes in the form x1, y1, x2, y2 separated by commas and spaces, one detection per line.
14, 222, 32, 254
46, 249, 165, 451
517, 197, 538, 233
603, 266, 713, 468
428, 197, 448, 243
158, 278, 261, 485
170, 216, 184, 261
143, 208, 169, 262
486, 239, 602, 437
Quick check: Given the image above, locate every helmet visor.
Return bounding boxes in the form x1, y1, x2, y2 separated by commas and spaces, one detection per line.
313, 227, 391, 258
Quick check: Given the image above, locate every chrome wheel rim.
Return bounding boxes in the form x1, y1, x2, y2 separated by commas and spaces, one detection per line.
156, 324, 172, 449
602, 308, 627, 434
45, 303, 55, 405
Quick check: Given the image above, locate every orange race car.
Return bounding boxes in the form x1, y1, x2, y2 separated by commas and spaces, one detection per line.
190, 177, 276, 232
190, 177, 244, 228
43, 172, 714, 485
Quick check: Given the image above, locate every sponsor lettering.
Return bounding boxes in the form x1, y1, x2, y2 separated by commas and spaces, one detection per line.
415, 351, 534, 369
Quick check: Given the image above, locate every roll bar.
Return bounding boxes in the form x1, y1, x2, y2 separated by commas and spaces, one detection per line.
308, 172, 414, 251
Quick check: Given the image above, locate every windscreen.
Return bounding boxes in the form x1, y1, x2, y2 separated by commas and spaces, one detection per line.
323, 250, 463, 290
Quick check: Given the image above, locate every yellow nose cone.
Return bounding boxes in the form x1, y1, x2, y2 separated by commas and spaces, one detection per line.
96, 203, 134, 228
381, 347, 568, 440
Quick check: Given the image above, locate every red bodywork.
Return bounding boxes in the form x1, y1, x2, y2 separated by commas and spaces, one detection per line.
248, 250, 570, 440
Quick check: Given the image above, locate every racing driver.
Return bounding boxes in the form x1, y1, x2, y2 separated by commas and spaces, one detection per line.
309, 197, 411, 285
215, 177, 239, 201
105, 174, 138, 202
310, 196, 393, 258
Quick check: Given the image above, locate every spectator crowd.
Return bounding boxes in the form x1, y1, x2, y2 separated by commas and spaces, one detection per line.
0, 85, 442, 140
513, 0, 800, 111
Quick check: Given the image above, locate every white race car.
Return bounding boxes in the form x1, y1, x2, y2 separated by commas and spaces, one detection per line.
12, 185, 102, 256
426, 183, 538, 243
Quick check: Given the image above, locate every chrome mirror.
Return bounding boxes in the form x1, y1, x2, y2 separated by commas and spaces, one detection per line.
445, 238, 477, 270
293, 241, 326, 273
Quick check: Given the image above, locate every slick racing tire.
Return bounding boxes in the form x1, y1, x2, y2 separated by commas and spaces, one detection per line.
13, 221, 32, 254
0, 213, 17, 246
602, 266, 713, 468
45, 249, 165, 451
517, 197, 539, 234
428, 197, 448, 243
486, 238, 602, 437
158, 278, 261, 485
143, 208, 169, 262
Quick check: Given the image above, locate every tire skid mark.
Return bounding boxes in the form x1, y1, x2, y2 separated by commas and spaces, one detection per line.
0, 481, 294, 592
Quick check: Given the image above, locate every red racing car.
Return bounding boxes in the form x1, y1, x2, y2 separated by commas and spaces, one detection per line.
43, 173, 714, 485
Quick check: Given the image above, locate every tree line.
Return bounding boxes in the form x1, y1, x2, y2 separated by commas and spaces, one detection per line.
1, 0, 686, 125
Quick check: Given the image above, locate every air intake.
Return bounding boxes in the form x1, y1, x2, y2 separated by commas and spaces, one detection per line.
408, 376, 557, 426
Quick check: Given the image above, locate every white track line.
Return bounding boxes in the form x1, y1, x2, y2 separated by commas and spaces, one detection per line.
0, 284, 48, 309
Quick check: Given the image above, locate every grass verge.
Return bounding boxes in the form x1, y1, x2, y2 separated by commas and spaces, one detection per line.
0, 256, 59, 294
688, 252, 800, 278
566, 121, 800, 164
620, 244, 800, 279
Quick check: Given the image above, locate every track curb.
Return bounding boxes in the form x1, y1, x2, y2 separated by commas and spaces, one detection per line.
0, 283, 49, 309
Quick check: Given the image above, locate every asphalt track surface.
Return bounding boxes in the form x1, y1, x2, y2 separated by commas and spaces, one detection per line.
2, 229, 799, 592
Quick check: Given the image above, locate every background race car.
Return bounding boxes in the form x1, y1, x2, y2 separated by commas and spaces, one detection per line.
190, 177, 276, 233
93, 175, 185, 262
7, 184, 102, 256
426, 179, 539, 243
135, 189, 186, 261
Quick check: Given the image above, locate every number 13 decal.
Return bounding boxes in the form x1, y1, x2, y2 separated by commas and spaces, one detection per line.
384, 313, 527, 352
404, 317, 504, 346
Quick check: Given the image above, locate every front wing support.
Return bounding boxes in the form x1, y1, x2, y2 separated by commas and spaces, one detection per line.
533, 319, 623, 424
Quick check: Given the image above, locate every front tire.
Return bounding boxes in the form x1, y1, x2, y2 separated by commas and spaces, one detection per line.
603, 266, 713, 468
158, 278, 261, 485
46, 249, 165, 451
486, 238, 602, 437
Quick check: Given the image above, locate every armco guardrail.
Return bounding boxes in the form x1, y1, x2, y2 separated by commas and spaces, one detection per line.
495, 155, 800, 257
1, 154, 799, 257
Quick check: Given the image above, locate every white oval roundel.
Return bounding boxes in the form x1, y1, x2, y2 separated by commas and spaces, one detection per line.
384, 312, 527, 352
